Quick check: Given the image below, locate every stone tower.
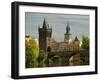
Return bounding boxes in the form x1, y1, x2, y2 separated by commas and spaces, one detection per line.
64, 23, 72, 42
38, 18, 52, 51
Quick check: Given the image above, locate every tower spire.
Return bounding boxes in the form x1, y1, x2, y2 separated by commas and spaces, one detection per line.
66, 22, 70, 34
43, 18, 47, 29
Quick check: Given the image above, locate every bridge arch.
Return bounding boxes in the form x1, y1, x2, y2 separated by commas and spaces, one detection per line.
48, 55, 62, 67
47, 50, 81, 66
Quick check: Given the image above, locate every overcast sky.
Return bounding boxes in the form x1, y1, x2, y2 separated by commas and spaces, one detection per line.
25, 12, 89, 41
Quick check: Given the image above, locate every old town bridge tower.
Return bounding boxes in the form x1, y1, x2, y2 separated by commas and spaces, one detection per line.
38, 18, 52, 51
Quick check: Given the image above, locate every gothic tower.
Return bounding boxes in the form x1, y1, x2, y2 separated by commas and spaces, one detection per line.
38, 18, 52, 51
64, 23, 72, 42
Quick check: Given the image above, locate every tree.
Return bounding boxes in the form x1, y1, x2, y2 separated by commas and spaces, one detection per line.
39, 50, 46, 62
80, 36, 90, 65
25, 38, 39, 68
81, 36, 89, 49
28, 39, 39, 59
25, 41, 34, 68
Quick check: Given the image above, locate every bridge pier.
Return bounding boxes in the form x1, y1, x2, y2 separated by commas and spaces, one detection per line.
61, 56, 69, 66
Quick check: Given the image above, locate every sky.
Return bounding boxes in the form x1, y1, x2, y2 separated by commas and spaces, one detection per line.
25, 12, 89, 41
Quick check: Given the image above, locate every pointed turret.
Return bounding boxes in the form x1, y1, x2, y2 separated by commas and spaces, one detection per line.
74, 36, 80, 45
74, 36, 79, 42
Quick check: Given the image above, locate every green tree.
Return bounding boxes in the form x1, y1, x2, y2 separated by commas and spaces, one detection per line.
25, 38, 39, 68
38, 50, 46, 67
28, 39, 39, 59
39, 50, 46, 62
25, 41, 34, 68
81, 36, 89, 49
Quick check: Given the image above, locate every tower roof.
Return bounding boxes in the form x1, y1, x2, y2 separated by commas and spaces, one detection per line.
74, 36, 79, 41
65, 23, 71, 34
66, 23, 70, 32
43, 18, 47, 28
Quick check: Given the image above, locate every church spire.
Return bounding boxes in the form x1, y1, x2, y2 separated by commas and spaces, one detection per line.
64, 23, 71, 42
66, 22, 70, 34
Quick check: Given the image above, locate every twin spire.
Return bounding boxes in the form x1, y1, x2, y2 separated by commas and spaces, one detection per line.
41, 18, 79, 41
42, 18, 70, 32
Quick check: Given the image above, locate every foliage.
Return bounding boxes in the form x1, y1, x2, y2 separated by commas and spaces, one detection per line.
39, 50, 46, 61
25, 41, 34, 68
38, 50, 47, 67
81, 36, 89, 49
80, 50, 89, 65
25, 38, 39, 68
28, 39, 39, 59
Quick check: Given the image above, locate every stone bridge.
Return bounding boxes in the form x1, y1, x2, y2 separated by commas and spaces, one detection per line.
46, 49, 88, 67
